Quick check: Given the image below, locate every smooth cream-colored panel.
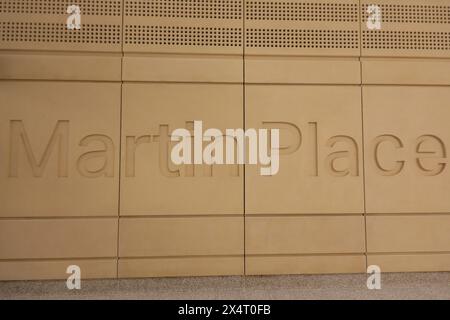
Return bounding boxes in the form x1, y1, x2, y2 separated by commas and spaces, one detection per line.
245, 0, 360, 57
367, 253, 450, 272
364, 86, 450, 213
246, 255, 366, 275
367, 215, 450, 253
361, 0, 450, 58
245, 56, 360, 84
119, 257, 244, 278
0, 0, 122, 52
123, 54, 242, 83
0, 82, 120, 217
0, 259, 117, 281
119, 217, 243, 257
362, 58, 450, 85
120, 83, 243, 215
0, 52, 122, 81
246, 216, 365, 255
246, 85, 364, 214
0, 218, 118, 259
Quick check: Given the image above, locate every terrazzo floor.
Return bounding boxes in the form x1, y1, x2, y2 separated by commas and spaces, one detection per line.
0, 272, 449, 300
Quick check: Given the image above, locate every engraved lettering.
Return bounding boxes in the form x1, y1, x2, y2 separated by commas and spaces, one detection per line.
325, 135, 359, 177
77, 135, 115, 178
416, 135, 447, 176
372, 135, 405, 176
9, 120, 69, 178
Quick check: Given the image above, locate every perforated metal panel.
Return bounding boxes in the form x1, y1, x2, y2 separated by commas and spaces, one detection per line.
0, 0, 122, 16
361, 0, 450, 57
245, 0, 360, 56
124, 25, 242, 47
378, 4, 450, 24
123, 0, 243, 54
246, 29, 359, 49
363, 30, 450, 51
0, 0, 122, 52
1, 22, 121, 44
125, 0, 242, 19
246, 1, 358, 22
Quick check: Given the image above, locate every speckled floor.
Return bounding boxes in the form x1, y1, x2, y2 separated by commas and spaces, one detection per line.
0, 273, 449, 300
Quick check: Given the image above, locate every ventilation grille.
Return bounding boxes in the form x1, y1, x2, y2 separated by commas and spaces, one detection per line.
363, 30, 450, 51
247, 1, 358, 22
246, 29, 359, 49
125, 0, 242, 19
1, 22, 121, 44
125, 25, 243, 47
362, 4, 450, 24
0, 0, 122, 16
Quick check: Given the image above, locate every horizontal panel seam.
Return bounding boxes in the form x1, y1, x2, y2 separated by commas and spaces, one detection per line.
368, 251, 450, 255
246, 253, 365, 257
118, 255, 243, 260
0, 257, 117, 262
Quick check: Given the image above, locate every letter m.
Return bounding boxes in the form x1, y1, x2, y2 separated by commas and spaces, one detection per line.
9, 120, 69, 177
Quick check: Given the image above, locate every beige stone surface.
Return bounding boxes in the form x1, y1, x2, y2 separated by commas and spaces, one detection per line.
0, 52, 122, 81
245, 57, 360, 84
367, 254, 450, 273
364, 86, 450, 213
367, 215, 450, 253
120, 83, 244, 215
0, 259, 117, 281
246, 85, 364, 214
246, 255, 366, 275
119, 257, 244, 278
0, 218, 118, 259
246, 216, 365, 255
0, 82, 120, 217
119, 217, 243, 257
1, 0, 450, 280
362, 58, 450, 86
123, 54, 243, 83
